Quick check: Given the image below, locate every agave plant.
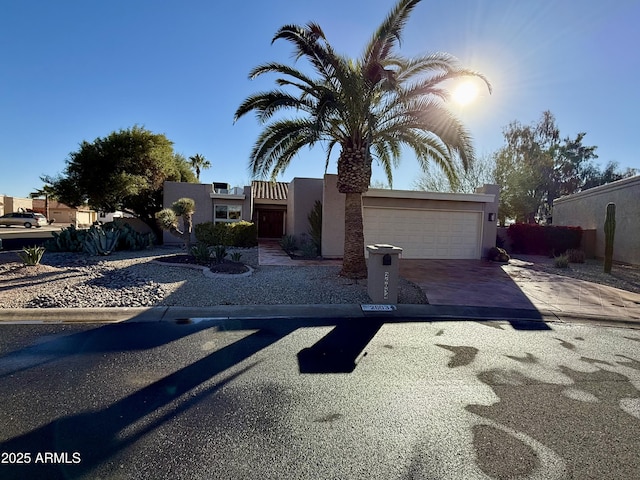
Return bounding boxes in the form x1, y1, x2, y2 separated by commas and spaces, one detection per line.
17, 245, 46, 266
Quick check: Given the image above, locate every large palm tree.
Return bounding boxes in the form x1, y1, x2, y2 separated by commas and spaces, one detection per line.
188, 154, 211, 182
234, 0, 490, 278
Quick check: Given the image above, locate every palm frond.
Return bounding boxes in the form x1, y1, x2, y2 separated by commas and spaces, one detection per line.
363, 0, 422, 64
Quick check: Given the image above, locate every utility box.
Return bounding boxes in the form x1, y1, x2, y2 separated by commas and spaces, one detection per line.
366, 244, 403, 304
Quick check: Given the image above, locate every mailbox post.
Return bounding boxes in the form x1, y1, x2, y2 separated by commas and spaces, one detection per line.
366, 244, 403, 304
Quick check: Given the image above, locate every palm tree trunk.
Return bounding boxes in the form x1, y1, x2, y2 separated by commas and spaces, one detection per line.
340, 192, 368, 279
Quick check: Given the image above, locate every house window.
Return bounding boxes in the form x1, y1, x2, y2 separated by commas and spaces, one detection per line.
215, 205, 242, 222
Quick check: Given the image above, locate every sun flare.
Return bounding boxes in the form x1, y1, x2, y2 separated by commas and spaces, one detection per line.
452, 81, 479, 106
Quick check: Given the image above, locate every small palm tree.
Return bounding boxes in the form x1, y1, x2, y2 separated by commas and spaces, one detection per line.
29, 177, 58, 222
189, 154, 211, 182
235, 0, 490, 278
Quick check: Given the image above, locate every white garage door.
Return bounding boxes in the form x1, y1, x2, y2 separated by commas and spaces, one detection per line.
364, 208, 482, 259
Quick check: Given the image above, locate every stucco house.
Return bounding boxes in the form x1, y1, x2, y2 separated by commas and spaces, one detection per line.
164, 174, 499, 260
0, 196, 97, 227
553, 175, 640, 265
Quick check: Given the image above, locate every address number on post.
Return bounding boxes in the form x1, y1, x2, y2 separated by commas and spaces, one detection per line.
361, 304, 397, 312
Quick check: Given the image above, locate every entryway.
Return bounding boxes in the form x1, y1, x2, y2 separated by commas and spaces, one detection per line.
257, 209, 285, 238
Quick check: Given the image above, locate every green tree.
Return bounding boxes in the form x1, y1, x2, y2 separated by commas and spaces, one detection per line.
494, 111, 558, 224
188, 153, 211, 181
493, 111, 603, 224
581, 160, 637, 190
234, 0, 490, 278
45, 126, 197, 239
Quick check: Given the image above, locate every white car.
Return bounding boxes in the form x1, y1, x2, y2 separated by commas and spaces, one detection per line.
0, 212, 48, 228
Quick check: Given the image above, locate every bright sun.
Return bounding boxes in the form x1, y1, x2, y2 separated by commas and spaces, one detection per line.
452, 81, 479, 106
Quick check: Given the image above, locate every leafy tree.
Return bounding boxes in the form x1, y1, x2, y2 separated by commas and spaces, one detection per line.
155, 197, 196, 250
45, 126, 197, 238
234, 0, 490, 278
493, 111, 607, 224
494, 111, 558, 224
189, 153, 211, 181
581, 160, 637, 190
413, 153, 495, 193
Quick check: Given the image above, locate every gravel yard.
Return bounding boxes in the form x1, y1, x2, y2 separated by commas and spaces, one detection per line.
1, 247, 637, 310
0, 247, 427, 308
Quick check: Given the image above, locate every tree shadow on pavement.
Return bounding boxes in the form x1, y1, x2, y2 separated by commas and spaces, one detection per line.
0, 323, 296, 480
466, 360, 640, 479
0, 314, 390, 479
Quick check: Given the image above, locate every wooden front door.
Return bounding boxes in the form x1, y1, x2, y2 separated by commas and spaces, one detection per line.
258, 210, 284, 238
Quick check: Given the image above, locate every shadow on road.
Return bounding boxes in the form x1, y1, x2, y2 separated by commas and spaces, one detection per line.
0, 311, 555, 479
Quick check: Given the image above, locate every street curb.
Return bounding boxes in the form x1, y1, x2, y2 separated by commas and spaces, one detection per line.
0, 304, 638, 328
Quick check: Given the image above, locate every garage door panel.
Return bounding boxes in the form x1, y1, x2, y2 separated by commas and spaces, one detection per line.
364, 208, 481, 259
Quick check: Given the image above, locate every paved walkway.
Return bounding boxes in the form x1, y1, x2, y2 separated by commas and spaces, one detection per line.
258, 239, 342, 266
257, 240, 640, 322
399, 257, 640, 322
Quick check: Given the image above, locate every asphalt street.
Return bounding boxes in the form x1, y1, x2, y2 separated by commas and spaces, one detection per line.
1, 317, 639, 479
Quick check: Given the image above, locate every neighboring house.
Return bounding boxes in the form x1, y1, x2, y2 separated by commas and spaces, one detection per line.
0, 195, 32, 216
31, 199, 98, 227
163, 175, 500, 260
553, 175, 640, 265
97, 210, 136, 223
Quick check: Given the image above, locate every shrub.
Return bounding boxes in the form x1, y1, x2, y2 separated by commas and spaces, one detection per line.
190, 243, 212, 264
566, 249, 585, 264
17, 245, 46, 266
300, 240, 318, 258
280, 235, 297, 253
213, 245, 228, 264
488, 246, 510, 263
195, 221, 257, 247
195, 222, 229, 246
227, 221, 258, 247
230, 252, 243, 262
554, 254, 569, 268
507, 224, 582, 255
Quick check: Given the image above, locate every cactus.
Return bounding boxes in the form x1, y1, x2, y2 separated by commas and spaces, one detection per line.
603, 202, 616, 274
45, 225, 86, 252
83, 225, 121, 256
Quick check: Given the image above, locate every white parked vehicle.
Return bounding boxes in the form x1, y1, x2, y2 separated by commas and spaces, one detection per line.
0, 212, 48, 228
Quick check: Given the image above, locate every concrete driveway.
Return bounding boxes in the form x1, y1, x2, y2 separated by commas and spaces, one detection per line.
399, 257, 640, 322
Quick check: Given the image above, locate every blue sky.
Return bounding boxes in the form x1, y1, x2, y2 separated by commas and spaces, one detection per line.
1, 0, 639, 198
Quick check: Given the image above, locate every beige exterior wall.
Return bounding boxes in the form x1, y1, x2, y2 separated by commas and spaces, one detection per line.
321, 174, 499, 259
553, 175, 640, 265
163, 182, 214, 245
286, 178, 323, 237
163, 182, 253, 245
475, 184, 500, 258
321, 175, 346, 258
3, 196, 32, 214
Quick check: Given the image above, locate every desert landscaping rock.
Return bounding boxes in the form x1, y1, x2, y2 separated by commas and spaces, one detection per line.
0, 247, 427, 308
